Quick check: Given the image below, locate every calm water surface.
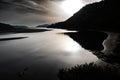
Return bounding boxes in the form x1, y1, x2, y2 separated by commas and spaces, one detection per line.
0, 29, 98, 80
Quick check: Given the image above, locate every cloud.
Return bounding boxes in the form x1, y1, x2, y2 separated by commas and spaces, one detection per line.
0, 0, 101, 27
0, 0, 67, 26
0, 0, 66, 16
0, 0, 46, 14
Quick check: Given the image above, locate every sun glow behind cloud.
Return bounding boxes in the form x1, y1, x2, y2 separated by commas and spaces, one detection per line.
61, 0, 84, 16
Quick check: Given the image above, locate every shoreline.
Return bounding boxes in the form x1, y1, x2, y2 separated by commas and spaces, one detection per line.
0, 37, 28, 41
0, 28, 49, 34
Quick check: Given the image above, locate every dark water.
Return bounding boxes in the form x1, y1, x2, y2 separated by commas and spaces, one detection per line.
0, 29, 98, 80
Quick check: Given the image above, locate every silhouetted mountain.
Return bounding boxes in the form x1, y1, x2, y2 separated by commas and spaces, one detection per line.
48, 0, 120, 32
48, 0, 120, 64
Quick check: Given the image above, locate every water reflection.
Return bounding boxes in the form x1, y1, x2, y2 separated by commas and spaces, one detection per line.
62, 30, 120, 80
66, 30, 120, 64
0, 29, 98, 80
62, 39, 80, 53
65, 31, 108, 51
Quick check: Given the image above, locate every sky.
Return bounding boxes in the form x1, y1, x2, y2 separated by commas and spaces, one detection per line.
0, 0, 101, 27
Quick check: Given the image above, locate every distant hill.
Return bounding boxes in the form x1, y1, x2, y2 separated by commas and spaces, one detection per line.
48, 0, 120, 32
36, 24, 50, 28
0, 23, 15, 30
13, 25, 28, 29
0, 22, 28, 30
0, 22, 48, 33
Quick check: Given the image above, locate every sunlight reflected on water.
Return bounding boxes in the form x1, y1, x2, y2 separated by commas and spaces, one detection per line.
62, 38, 81, 53
0, 29, 98, 66
0, 29, 99, 80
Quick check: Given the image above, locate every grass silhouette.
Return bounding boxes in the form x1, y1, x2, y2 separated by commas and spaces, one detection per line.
58, 63, 120, 80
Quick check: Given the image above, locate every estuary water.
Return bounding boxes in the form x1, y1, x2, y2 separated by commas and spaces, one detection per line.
0, 29, 98, 80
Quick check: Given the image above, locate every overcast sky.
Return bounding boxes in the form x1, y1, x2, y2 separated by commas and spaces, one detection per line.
0, 0, 101, 27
